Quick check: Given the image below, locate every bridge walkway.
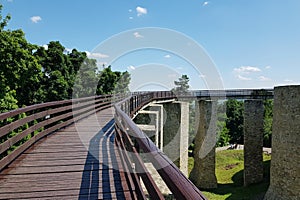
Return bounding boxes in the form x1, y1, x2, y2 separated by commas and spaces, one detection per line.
0, 107, 139, 199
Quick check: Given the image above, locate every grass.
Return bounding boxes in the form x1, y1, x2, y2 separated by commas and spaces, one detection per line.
188, 150, 271, 200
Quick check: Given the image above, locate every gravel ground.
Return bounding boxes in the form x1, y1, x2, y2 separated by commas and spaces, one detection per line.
216, 145, 272, 154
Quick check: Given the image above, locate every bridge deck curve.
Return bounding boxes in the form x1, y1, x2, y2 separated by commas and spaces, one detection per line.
0, 107, 139, 199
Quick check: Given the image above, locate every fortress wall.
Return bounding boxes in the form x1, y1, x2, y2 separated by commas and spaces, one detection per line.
264, 86, 300, 200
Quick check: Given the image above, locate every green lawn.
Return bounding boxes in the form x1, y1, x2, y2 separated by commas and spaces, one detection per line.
188, 150, 271, 200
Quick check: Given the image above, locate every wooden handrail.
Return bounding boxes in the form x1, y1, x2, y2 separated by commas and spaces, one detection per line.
113, 92, 207, 200
115, 123, 165, 200
0, 95, 115, 172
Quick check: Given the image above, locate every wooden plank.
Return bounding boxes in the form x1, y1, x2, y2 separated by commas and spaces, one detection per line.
0, 189, 135, 200
0, 107, 141, 199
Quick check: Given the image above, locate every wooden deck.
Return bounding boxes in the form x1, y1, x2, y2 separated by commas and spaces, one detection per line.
0, 107, 139, 199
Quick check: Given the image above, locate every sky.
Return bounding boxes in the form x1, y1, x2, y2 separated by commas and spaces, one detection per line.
1, 0, 300, 91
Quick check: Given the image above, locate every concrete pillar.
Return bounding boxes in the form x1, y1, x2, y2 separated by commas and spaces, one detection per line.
179, 101, 189, 177
264, 86, 300, 200
163, 101, 189, 176
190, 100, 217, 189
244, 100, 264, 186
149, 103, 164, 151
134, 104, 164, 151
136, 110, 159, 147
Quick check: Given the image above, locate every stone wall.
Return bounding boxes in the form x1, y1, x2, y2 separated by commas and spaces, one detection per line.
264, 86, 300, 200
190, 100, 217, 189
244, 100, 264, 186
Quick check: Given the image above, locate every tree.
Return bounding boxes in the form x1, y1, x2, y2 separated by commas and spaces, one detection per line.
0, 87, 18, 113
263, 99, 273, 147
225, 99, 244, 144
216, 102, 230, 147
96, 66, 130, 95
34, 41, 76, 101
0, 6, 43, 107
0, 4, 131, 111
0, 5, 10, 31
172, 75, 190, 95
72, 56, 99, 98
114, 71, 131, 94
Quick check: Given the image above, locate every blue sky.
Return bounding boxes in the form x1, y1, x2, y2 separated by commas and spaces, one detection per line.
1, 0, 300, 90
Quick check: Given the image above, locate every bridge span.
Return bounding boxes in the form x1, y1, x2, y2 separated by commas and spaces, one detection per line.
0, 91, 207, 199
1, 88, 297, 200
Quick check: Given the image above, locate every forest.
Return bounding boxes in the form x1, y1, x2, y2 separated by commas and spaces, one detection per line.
0, 5, 130, 113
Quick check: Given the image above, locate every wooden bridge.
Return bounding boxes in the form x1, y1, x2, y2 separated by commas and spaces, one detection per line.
0, 90, 273, 199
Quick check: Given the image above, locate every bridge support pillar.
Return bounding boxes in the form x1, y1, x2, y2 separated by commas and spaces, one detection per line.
163, 101, 189, 176
244, 100, 264, 186
134, 104, 164, 151
149, 103, 164, 151
264, 86, 300, 200
190, 100, 217, 189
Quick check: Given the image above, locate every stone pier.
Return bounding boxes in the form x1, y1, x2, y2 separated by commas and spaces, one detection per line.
244, 100, 264, 186
190, 100, 217, 189
264, 86, 300, 200
163, 101, 189, 176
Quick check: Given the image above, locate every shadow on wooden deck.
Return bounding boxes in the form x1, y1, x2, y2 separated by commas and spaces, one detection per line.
79, 119, 126, 199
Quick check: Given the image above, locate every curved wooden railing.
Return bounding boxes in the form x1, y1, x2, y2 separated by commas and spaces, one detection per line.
0, 95, 118, 172
114, 91, 207, 200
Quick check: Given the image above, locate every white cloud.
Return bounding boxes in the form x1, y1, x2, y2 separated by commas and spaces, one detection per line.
265, 65, 271, 69
42, 44, 48, 50
128, 9, 132, 12
30, 16, 42, 23
237, 75, 251, 81
164, 54, 171, 58
127, 65, 136, 71
86, 51, 109, 59
258, 76, 271, 81
199, 74, 206, 78
129, 17, 133, 20
133, 32, 143, 38
203, 1, 209, 6
284, 79, 293, 82
136, 6, 147, 16
234, 66, 261, 74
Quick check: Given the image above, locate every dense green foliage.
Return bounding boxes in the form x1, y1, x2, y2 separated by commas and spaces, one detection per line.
225, 99, 245, 144
263, 100, 273, 147
96, 66, 130, 95
216, 99, 273, 147
0, 4, 130, 158
0, 5, 130, 112
216, 102, 230, 147
189, 99, 273, 150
